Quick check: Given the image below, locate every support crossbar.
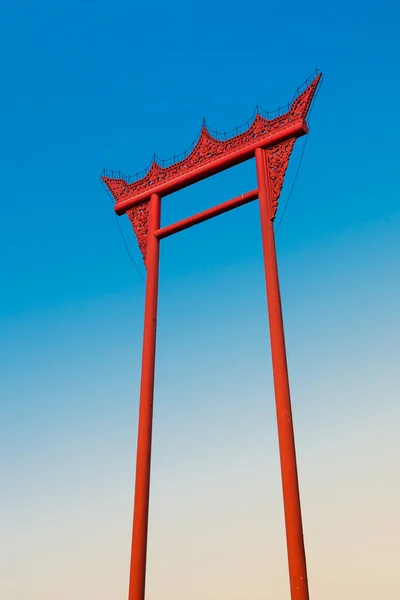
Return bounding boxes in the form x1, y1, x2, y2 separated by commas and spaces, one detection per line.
154, 188, 258, 239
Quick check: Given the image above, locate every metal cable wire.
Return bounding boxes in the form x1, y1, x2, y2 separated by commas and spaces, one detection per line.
102, 178, 145, 283
274, 74, 322, 234
274, 134, 309, 234
113, 213, 145, 283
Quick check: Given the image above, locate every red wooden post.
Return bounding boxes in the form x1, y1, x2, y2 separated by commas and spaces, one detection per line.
128, 192, 161, 600
255, 148, 309, 600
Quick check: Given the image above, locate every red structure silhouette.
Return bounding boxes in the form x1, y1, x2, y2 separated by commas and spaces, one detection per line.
102, 71, 322, 600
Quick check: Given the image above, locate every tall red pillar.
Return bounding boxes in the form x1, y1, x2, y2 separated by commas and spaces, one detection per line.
128, 192, 161, 600
255, 148, 309, 600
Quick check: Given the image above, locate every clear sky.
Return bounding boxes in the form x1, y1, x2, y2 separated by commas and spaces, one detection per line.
1, 1, 400, 599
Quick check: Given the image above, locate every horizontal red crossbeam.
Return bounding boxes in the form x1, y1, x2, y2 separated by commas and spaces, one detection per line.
114, 120, 308, 215
154, 189, 259, 239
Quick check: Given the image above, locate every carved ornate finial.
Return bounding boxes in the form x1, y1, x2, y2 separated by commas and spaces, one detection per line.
127, 202, 150, 268
102, 72, 322, 230
266, 139, 296, 219
102, 73, 321, 211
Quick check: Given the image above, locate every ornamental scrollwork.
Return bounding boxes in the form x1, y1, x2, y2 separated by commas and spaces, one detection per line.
267, 139, 296, 219
127, 201, 149, 267
102, 74, 321, 208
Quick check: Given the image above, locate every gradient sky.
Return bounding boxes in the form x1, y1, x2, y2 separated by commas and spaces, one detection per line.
1, 1, 400, 599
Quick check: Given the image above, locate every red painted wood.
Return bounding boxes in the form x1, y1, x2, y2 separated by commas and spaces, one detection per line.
154, 188, 258, 239
255, 148, 309, 600
102, 72, 322, 600
111, 121, 307, 215
102, 74, 321, 217
128, 193, 161, 600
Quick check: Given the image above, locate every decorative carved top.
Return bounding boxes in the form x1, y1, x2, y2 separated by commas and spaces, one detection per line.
127, 202, 149, 266
102, 73, 321, 209
102, 72, 321, 265
267, 138, 296, 219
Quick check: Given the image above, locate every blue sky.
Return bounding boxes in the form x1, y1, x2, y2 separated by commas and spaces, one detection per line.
1, 1, 400, 599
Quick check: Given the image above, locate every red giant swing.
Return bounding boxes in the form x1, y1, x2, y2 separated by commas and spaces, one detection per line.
102, 71, 322, 600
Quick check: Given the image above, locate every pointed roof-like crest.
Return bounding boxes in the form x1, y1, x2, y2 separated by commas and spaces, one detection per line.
102, 72, 322, 215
